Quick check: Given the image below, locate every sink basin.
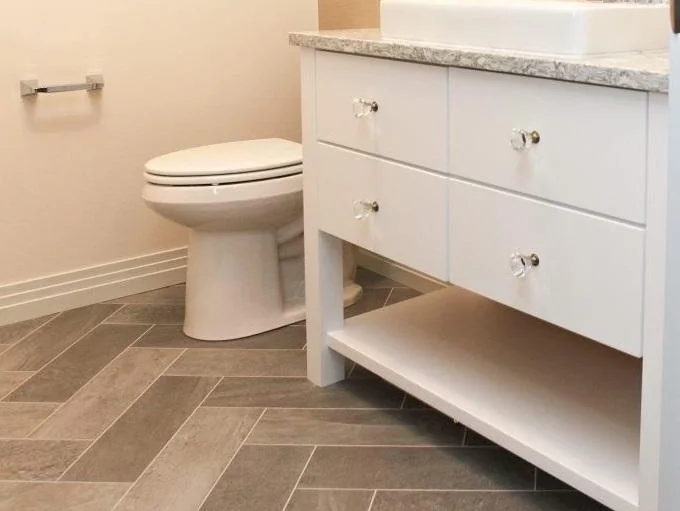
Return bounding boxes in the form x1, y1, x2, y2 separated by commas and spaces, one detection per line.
380, 0, 669, 56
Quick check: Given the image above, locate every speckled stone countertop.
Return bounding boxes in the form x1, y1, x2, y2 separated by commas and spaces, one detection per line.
289, 29, 669, 93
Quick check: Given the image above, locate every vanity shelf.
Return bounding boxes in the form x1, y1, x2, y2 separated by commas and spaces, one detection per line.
328, 286, 641, 511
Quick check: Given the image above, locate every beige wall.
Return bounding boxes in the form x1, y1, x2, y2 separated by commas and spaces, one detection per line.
319, 0, 380, 29
0, 1, 317, 286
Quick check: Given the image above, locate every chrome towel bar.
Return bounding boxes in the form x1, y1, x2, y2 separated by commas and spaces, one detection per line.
20, 74, 104, 97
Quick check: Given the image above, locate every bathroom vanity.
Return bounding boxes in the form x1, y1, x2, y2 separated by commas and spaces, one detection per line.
292, 29, 674, 511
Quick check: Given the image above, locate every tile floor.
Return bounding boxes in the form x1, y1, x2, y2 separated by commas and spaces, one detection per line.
0, 268, 610, 511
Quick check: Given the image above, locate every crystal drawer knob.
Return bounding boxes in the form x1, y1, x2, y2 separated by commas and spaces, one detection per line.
510, 253, 540, 278
510, 129, 540, 151
353, 200, 379, 220
353, 98, 379, 118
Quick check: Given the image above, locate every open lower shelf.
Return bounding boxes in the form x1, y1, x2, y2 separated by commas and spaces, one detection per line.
328, 286, 641, 511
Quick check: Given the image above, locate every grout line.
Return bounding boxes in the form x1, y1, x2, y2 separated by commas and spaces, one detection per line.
191, 407, 268, 511
461, 428, 468, 446
367, 489, 378, 511
382, 288, 394, 308
398, 393, 407, 409
2, 312, 63, 347
0, 374, 36, 402
23, 325, 156, 439
55, 347, 187, 479
109, 376, 225, 511
280, 445, 317, 511
533, 467, 538, 491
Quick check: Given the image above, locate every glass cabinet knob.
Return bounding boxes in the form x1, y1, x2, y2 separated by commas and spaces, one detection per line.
353, 200, 380, 220
510, 252, 540, 278
510, 129, 540, 151
353, 98, 379, 119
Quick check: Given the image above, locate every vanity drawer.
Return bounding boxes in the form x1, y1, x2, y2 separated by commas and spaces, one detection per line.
316, 51, 448, 172
317, 143, 448, 281
449, 179, 644, 356
449, 69, 647, 223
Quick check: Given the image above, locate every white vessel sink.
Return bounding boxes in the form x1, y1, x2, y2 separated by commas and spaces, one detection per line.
380, 0, 669, 56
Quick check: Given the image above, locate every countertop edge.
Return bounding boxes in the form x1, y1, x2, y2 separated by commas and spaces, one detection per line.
289, 31, 668, 94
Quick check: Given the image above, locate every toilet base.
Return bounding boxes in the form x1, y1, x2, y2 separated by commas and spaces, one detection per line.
182, 228, 362, 341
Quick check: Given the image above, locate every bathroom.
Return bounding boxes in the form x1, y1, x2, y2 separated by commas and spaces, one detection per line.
0, 0, 678, 510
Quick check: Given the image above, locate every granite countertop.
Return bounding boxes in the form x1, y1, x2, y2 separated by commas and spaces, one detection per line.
289, 29, 669, 93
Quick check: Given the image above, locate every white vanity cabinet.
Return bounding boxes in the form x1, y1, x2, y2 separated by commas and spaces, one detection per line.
301, 47, 670, 511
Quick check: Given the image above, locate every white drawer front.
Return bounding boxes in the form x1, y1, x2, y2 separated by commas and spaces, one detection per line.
316, 51, 448, 172
317, 143, 448, 281
450, 69, 647, 224
449, 179, 644, 356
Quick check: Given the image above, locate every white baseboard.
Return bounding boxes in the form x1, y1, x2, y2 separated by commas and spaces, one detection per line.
0, 248, 188, 327
355, 249, 447, 294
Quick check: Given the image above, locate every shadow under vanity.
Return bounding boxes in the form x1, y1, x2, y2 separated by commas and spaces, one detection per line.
292, 29, 673, 511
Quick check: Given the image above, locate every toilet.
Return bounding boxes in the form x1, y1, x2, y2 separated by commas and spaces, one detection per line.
142, 138, 362, 341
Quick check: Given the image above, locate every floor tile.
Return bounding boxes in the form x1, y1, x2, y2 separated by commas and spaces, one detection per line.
344, 289, 392, 318
536, 469, 574, 490
0, 346, 9, 356
134, 324, 306, 350
32, 348, 180, 440
0, 373, 33, 400
114, 407, 262, 511
200, 445, 313, 511
248, 409, 464, 446
354, 268, 406, 289
347, 364, 381, 380
5, 325, 147, 403
204, 377, 404, 409
285, 489, 374, 511
0, 482, 129, 511
105, 305, 184, 325
464, 429, 498, 447
0, 440, 89, 480
62, 375, 219, 482
107, 285, 186, 305
166, 349, 306, 377
299, 446, 535, 490
384, 288, 422, 306
0, 305, 120, 372
0, 315, 56, 345
370, 491, 610, 511
0, 403, 59, 438
402, 394, 434, 410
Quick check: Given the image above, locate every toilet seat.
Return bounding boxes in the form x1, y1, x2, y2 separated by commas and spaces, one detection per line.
144, 138, 303, 186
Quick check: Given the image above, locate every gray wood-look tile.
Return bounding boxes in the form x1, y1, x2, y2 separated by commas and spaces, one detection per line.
299, 446, 535, 490
0, 482, 130, 511
0, 373, 33, 400
32, 348, 181, 440
0, 305, 120, 372
0, 440, 89, 480
402, 394, 434, 410
0, 403, 59, 438
344, 289, 392, 318
204, 377, 404, 409
5, 325, 147, 403
134, 324, 306, 350
370, 491, 610, 511
384, 288, 422, 307
105, 305, 184, 325
114, 407, 262, 511
285, 489, 374, 511
0, 314, 56, 345
62, 375, 219, 482
0, 346, 9, 356
107, 285, 186, 305
247, 409, 464, 446
464, 429, 498, 447
166, 349, 306, 377
200, 445, 313, 511
355, 268, 406, 289
536, 469, 574, 490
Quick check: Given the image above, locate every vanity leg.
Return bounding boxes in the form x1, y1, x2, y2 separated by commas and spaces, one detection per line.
304, 228, 346, 386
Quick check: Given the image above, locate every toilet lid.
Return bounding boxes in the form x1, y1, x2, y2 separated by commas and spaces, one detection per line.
145, 138, 303, 177
144, 164, 302, 186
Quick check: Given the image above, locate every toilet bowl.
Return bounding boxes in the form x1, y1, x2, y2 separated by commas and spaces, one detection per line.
142, 138, 362, 341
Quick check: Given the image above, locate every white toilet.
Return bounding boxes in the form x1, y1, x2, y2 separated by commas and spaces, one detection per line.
142, 138, 362, 341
